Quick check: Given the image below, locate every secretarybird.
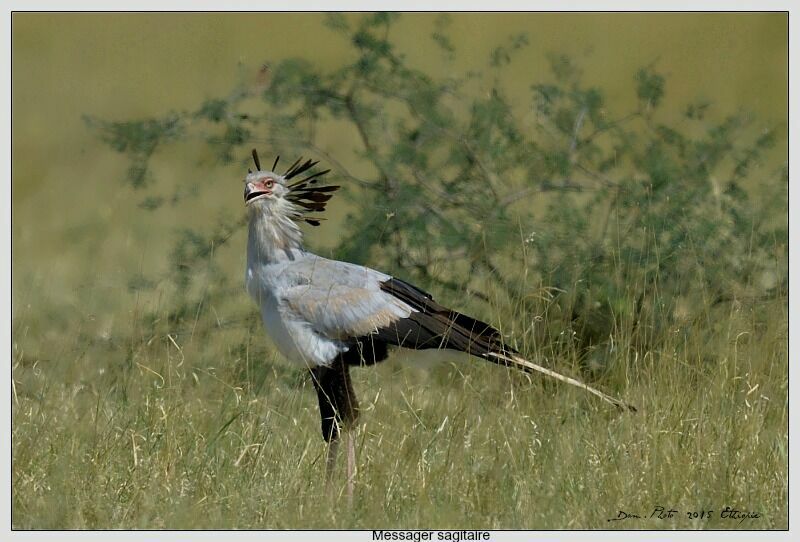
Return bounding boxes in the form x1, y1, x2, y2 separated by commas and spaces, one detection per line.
243, 149, 634, 498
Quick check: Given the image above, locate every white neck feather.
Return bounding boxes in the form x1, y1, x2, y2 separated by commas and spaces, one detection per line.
247, 199, 304, 264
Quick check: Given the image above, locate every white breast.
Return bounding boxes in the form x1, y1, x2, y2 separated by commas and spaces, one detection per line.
247, 262, 347, 368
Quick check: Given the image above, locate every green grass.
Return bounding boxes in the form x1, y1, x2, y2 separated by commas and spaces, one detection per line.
12, 287, 787, 529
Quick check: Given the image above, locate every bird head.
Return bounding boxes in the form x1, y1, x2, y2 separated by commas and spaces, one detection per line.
244, 149, 339, 227
244, 170, 285, 205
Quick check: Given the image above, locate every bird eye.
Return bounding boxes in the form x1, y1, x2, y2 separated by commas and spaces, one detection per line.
265, 179, 274, 188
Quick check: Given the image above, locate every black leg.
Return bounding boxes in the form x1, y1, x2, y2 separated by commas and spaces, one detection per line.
310, 357, 359, 503
341, 336, 389, 367
310, 357, 359, 443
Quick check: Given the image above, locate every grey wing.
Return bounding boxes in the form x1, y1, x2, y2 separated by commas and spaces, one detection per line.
277, 258, 414, 341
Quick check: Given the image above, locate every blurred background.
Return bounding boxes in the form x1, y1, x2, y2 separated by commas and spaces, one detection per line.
12, 13, 787, 329
12, 12, 788, 529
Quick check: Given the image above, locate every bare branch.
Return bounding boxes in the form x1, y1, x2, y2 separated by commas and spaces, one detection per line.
569, 106, 588, 157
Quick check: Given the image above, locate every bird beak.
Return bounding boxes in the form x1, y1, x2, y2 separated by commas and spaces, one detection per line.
244, 181, 271, 205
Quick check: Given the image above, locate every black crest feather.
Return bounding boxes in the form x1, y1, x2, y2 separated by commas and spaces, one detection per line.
285, 158, 319, 180
285, 157, 339, 226
254, 151, 341, 227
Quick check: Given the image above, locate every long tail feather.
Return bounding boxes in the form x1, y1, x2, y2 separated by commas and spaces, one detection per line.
486, 351, 636, 412
379, 277, 636, 412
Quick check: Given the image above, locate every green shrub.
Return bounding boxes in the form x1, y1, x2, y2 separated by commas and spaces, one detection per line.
86, 12, 787, 376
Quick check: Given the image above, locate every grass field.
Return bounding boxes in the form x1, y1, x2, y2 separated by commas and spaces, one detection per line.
11, 269, 788, 529
11, 12, 788, 531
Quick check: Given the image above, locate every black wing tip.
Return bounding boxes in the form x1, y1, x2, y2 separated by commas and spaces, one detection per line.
380, 276, 435, 302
